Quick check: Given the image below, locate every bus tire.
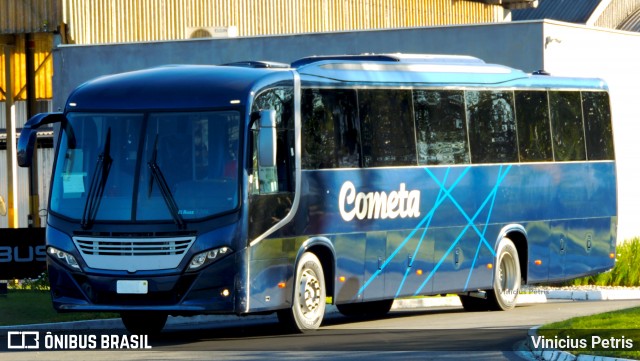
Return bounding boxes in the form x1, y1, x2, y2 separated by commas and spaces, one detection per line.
120, 311, 167, 335
337, 299, 394, 318
277, 252, 326, 332
487, 237, 521, 311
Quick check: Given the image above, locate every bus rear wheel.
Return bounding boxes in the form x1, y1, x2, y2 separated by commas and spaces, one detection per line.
337, 299, 394, 318
277, 252, 326, 332
121, 311, 168, 335
459, 237, 521, 312
487, 237, 521, 310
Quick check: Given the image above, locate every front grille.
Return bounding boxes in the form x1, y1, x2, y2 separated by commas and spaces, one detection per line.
73, 236, 196, 272
75, 238, 192, 256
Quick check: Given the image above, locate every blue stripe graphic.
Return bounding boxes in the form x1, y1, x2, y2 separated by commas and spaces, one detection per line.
357, 164, 512, 298
357, 166, 471, 296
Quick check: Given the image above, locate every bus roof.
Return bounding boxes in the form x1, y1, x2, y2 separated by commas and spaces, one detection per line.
66, 65, 289, 111
293, 54, 607, 90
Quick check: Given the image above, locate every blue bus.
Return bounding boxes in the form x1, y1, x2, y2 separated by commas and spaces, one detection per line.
18, 54, 617, 334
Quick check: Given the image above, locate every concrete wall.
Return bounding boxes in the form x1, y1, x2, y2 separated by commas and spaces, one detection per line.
50, 20, 640, 240
52, 21, 545, 110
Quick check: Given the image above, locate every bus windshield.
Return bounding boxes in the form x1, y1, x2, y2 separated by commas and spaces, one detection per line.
50, 110, 241, 224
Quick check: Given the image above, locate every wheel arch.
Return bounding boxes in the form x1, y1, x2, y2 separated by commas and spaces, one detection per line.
496, 224, 529, 284
294, 237, 336, 301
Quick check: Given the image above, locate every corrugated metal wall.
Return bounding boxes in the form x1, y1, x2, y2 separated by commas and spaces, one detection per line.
0, 0, 62, 34
593, 0, 640, 30
63, 0, 505, 44
0, 146, 53, 228
0, 100, 52, 129
0, 33, 54, 101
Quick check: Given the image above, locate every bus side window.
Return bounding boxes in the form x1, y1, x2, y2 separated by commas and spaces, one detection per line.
414, 89, 469, 165
301, 88, 360, 169
466, 90, 518, 164
515, 91, 553, 162
549, 91, 586, 162
359, 89, 416, 167
582, 92, 614, 161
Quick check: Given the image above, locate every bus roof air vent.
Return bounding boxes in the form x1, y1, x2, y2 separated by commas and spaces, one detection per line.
222, 61, 290, 69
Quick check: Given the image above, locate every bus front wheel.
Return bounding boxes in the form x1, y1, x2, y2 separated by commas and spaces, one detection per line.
277, 252, 326, 332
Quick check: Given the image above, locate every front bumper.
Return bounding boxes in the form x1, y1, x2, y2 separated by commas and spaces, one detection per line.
48, 253, 237, 315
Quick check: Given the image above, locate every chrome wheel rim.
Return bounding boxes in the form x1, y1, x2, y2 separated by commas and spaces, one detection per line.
298, 268, 322, 319
498, 252, 518, 303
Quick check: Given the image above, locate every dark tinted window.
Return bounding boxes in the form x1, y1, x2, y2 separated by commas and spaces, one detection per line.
466, 90, 517, 163
359, 89, 417, 167
515, 91, 553, 162
251, 86, 295, 193
582, 91, 614, 160
414, 90, 469, 165
549, 91, 585, 161
301, 88, 360, 169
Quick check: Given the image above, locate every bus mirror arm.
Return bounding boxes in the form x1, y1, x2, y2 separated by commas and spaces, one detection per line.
17, 112, 64, 167
257, 109, 277, 168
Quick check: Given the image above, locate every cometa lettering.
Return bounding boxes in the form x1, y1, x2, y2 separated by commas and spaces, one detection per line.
339, 181, 421, 221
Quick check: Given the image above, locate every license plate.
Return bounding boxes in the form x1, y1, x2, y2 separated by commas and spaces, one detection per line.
117, 280, 148, 294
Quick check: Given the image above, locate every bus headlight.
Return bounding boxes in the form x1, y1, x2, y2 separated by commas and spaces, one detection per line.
187, 246, 232, 271
47, 246, 81, 270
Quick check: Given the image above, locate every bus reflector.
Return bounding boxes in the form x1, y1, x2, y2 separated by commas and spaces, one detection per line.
221, 289, 230, 297
278, 282, 286, 288
339, 276, 346, 283
416, 269, 423, 276
487, 263, 493, 269
610, 253, 615, 259
535, 260, 542, 265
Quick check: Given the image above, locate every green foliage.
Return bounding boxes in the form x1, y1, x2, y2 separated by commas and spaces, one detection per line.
8, 271, 49, 291
567, 237, 640, 287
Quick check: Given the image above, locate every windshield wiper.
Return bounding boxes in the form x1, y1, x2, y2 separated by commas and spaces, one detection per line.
148, 135, 186, 229
81, 128, 112, 229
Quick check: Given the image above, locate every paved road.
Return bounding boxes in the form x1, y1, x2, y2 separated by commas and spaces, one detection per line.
2, 299, 639, 360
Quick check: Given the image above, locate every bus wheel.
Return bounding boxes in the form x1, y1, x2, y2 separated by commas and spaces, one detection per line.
487, 237, 521, 310
121, 311, 167, 335
337, 299, 394, 318
277, 252, 326, 332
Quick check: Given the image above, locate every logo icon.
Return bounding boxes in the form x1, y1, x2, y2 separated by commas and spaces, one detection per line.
7, 331, 39, 349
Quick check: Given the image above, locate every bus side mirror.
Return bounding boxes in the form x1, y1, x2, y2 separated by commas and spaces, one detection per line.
257, 110, 277, 168
18, 112, 64, 167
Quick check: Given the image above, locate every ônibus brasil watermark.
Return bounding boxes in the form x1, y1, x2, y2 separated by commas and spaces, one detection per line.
7, 331, 152, 350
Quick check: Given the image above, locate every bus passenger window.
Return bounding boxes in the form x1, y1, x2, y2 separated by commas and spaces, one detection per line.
466, 90, 518, 164
582, 92, 614, 161
549, 91, 586, 161
414, 90, 469, 165
359, 89, 416, 167
515, 91, 553, 162
301, 88, 360, 169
